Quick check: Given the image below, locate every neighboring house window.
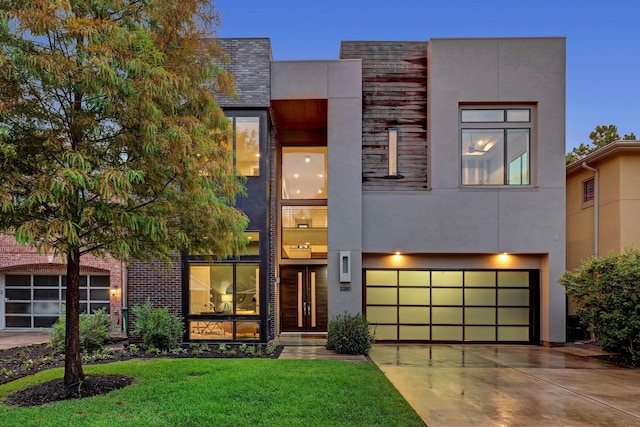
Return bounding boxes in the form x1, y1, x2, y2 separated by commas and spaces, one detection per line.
460, 108, 532, 186
583, 177, 595, 203
227, 116, 260, 176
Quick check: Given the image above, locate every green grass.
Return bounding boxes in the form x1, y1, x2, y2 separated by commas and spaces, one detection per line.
0, 359, 423, 427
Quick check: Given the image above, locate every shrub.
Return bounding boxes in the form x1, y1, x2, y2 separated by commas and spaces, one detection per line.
49, 307, 111, 354
560, 248, 640, 363
326, 312, 374, 355
131, 300, 184, 350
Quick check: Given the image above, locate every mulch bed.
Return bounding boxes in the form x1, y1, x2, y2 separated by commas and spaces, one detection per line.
0, 341, 283, 407
5, 375, 135, 407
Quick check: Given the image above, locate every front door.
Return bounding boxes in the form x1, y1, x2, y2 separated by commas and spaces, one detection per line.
280, 265, 327, 332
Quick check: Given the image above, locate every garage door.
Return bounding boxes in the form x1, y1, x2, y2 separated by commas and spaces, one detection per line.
365, 269, 537, 343
3, 274, 110, 329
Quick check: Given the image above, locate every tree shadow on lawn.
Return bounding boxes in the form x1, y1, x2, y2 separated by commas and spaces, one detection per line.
1, 341, 283, 407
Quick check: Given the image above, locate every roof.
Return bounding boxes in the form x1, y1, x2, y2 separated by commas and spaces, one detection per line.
566, 140, 640, 176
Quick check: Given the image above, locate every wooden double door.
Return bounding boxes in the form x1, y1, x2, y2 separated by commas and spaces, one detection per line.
280, 265, 328, 332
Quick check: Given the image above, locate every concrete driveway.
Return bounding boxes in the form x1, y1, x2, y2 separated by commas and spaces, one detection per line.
370, 344, 640, 427
0, 331, 49, 350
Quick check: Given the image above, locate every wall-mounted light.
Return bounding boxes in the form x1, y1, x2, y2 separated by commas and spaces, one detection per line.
340, 251, 351, 283
388, 129, 398, 176
110, 287, 118, 296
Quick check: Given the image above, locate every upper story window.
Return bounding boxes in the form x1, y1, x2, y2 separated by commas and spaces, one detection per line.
461, 108, 532, 186
583, 177, 595, 203
228, 117, 260, 176
281, 147, 327, 200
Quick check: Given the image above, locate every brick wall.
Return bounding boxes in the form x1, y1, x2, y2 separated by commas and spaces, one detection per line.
126, 257, 182, 335
216, 38, 272, 108
0, 233, 124, 331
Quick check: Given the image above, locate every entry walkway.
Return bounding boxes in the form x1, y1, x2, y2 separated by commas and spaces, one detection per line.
370, 344, 640, 427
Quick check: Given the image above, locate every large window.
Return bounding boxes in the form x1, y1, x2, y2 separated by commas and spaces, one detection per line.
461, 108, 532, 186
188, 263, 260, 341
281, 206, 327, 259
227, 116, 260, 176
281, 146, 328, 259
4, 274, 110, 328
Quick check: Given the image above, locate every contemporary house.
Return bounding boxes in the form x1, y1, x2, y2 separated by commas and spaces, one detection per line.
566, 140, 640, 269
1, 36, 568, 346
128, 36, 567, 345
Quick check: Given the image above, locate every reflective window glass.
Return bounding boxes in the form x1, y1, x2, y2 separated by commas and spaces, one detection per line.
461, 110, 505, 122
281, 206, 327, 259
507, 109, 530, 122
282, 147, 327, 200
235, 117, 260, 176
366, 270, 398, 286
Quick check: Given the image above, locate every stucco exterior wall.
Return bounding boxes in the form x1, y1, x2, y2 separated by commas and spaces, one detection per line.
363, 38, 567, 343
271, 60, 363, 320
567, 150, 640, 270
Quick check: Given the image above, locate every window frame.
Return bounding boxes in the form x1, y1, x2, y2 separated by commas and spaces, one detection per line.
460, 106, 534, 187
186, 260, 261, 342
225, 112, 264, 177
582, 177, 595, 206
3, 273, 110, 329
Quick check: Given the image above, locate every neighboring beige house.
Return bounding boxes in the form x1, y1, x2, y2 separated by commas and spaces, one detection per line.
566, 140, 640, 271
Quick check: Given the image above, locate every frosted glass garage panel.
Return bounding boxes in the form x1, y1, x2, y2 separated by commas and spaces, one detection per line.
498, 308, 529, 325
432, 307, 462, 324
432, 326, 463, 341
464, 289, 496, 306
399, 271, 430, 286
375, 325, 398, 340
366, 306, 397, 324
432, 288, 462, 305
464, 271, 496, 287
400, 326, 430, 340
399, 307, 430, 324
465, 308, 496, 325
465, 326, 496, 341
498, 289, 529, 306
399, 288, 430, 305
367, 288, 397, 305
498, 271, 529, 287
366, 270, 397, 286
431, 271, 463, 287
498, 326, 529, 341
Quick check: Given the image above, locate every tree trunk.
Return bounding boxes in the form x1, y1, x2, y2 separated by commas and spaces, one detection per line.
64, 247, 85, 386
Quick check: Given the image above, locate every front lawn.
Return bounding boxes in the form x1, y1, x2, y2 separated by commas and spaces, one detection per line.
0, 358, 424, 426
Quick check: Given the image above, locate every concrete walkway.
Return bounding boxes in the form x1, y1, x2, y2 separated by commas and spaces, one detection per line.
370, 344, 640, 427
0, 331, 49, 350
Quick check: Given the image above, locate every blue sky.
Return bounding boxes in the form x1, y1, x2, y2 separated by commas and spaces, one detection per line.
215, 0, 639, 152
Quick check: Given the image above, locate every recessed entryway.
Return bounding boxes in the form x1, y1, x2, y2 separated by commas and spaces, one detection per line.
280, 266, 327, 332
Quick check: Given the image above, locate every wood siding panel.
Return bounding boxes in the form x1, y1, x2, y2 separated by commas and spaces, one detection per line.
341, 42, 429, 191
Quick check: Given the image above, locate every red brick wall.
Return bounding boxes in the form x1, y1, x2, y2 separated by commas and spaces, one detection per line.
0, 234, 124, 331
126, 257, 183, 336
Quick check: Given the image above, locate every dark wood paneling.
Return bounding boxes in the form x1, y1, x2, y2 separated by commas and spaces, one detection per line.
280, 265, 327, 332
341, 42, 429, 191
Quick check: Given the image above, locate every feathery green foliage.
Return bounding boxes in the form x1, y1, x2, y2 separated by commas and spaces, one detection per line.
566, 124, 637, 165
0, 0, 247, 385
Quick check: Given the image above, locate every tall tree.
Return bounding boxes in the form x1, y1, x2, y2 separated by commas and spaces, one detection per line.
566, 124, 637, 164
0, 1, 247, 387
